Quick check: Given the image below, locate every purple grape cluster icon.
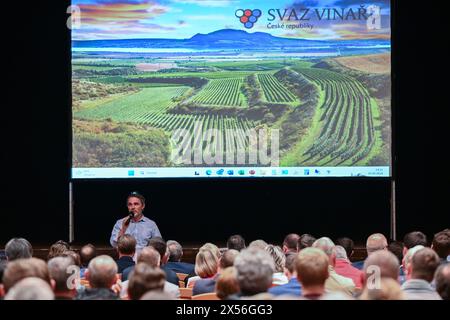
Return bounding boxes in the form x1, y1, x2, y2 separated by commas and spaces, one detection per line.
235, 9, 262, 29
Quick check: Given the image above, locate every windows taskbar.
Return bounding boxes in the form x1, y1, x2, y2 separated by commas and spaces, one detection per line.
71, 167, 390, 179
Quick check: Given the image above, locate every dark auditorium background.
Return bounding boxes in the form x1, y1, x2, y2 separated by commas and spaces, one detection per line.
2, 1, 448, 247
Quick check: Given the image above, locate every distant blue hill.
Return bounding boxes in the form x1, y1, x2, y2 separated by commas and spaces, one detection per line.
72, 28, 390, 51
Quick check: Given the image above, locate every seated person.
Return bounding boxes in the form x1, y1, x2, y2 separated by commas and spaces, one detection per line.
165, 240, 195, 275
115, 235, 136, 274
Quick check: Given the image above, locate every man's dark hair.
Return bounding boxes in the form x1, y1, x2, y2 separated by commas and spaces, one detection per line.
118, 235, 137, 256
435, 264, 450, 300
147, 237, 167, 261
285, 252, 297, 274
283, 233, 300, 252
336, 237, 354, 258
227, 235, 246, 251
432, 229, 450, 259
403, 231, 428, 249
298, 234, 316, 250
5, 238, 33, 261
388, 241, 404, 263
219, 249, 239, 269
80, 244, 97, 267
127, 191, 146, 206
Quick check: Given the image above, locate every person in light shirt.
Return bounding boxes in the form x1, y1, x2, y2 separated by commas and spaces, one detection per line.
110, 192, 161, 255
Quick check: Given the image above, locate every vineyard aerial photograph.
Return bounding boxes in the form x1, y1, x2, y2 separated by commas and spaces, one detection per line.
72, 0, 391, 169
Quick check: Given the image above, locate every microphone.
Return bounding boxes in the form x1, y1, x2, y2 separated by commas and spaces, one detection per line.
126, 211, 134, 224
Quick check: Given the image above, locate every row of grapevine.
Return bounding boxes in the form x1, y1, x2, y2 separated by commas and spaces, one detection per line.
293, 67, 376, 166
191, 78, 246, 107
257, 73, 297, 103
75, 86, 259, 164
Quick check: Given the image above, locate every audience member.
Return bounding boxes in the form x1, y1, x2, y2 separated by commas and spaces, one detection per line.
147, 237, 178, 285
233, 247, 275, 299
431, 229, 450, 264
4, 277, 54, 300
362, 250, 400, 286
5, 238, 33, 261
47, 240, 70, 260
401, 247, 441, 300
115, 234, 136, 274
435, 263, 450, 300
265, 244, 288, 285
297, 234, 316, 251
76, 255, 119, 300
227, 235, 246, 251
127, 263, 166, 300
359, 278, 404, 300
334, 245, 363, 289
166, 240, 195, 275
3, 258, 51, 293
215, 267, 240, 299
402, 245, 425, 281
121, 246, 179, 299
188, 246, 219, 289
248, 239, 268, 250
353, 233, 388, 270
336, 237, 354, 260
295, 247, 329, 299
193, 249, 239, 295
388, 240, 404, 263
268, 253, 302, 296
312, 237, 355, 296
48, 256, 78, 300
80, 244, 96, 278
282, 233, 300, 254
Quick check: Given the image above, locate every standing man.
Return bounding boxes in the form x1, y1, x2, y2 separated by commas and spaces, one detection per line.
110, 192, 161, 254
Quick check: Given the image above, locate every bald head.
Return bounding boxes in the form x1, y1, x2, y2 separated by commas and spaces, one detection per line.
363, 250, 399, 281
87, 255, 118, 289
366, 233, 388, 255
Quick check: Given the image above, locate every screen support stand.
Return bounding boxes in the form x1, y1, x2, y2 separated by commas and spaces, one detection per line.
390, 179, 397, 241
69, 181, 74, 244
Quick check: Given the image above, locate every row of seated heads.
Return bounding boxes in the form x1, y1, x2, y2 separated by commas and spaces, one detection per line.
1, 229, 449, 299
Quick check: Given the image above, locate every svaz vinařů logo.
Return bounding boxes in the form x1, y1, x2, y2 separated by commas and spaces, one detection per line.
235, 9, 262, 29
